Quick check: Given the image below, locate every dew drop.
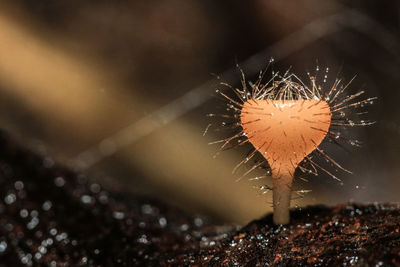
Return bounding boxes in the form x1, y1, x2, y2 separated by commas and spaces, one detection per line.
50, 228, 57, 236
4, 193, 16, 205
54, 177, 65, 187
80, 195, 93, 204
194, 217, 204, 227
98, 193, 109, 204
56, 232, 68, 241
141, 204, 154, 215
20, 209, 29, 218
42, 201, 52, 211
180, 224, 189, 231
112, 211, 125, 220
0, 241, 7, 253
38, 245, 47, 254
27, 217, 39, 230
14, 181, 24, 190
159, 217, 167, 228
90, 183, 101, 194
138, 234, 148, 244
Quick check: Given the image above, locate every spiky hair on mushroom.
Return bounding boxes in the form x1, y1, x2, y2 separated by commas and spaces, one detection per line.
207, 63, 376, 225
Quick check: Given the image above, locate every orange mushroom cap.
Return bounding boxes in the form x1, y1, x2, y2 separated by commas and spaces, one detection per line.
240, 99, 331, 177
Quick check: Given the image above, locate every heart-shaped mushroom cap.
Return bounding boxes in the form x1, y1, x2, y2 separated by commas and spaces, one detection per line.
240, 100, 331, 177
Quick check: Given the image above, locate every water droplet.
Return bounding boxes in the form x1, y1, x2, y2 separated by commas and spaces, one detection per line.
20, 209, 29, 218
80, 195, 93, 204
0, 241, 7, 253
113, 211, 125, 220
159, 217, 167, 228
98, 193, 109, 204
38, 246, 47, 254
138, 234, 148, 244
180, 224, 189, 231
194, 217, 204, 227
54, 177, 65, 187
90, 183, 101, 194
14, 181, 24, 190
56, 232, 68, 241
50, 228, 57, 236
46, 238, 54, 246
21, 255, 30, 264
80, 257, 88, 264
31, 210, 38, 217
141, 204, 154, 215
27, 217, 39, 229
4, 193, 16, 205
42, 201, 52, 211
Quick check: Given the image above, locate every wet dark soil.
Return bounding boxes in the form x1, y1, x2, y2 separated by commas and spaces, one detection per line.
0, 131, 399, 266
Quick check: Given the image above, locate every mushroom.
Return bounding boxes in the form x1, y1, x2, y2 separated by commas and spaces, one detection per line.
209, 66, 376, 224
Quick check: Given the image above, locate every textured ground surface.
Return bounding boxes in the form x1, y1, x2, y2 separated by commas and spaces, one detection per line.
0, 131, 399, 266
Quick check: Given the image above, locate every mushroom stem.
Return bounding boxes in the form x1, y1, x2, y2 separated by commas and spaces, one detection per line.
272, 169, 294, 225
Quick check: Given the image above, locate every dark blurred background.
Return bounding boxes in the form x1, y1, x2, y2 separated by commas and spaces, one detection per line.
0, 0, 398, 224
